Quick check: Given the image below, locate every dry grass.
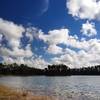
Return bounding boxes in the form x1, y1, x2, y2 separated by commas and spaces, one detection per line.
0, 85, 55, 100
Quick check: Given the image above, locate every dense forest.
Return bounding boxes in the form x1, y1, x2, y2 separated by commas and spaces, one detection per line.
0, 63, 100, 76
0, 63, 44, 76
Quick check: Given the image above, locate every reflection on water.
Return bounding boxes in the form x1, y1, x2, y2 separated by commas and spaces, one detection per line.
0, 76, 100, 99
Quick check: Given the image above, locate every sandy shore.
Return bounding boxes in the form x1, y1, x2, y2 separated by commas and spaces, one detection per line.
0, 85, 55, 100
0, 84, 99, 100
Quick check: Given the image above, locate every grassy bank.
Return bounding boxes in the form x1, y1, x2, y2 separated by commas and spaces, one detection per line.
0, 85, 55, 100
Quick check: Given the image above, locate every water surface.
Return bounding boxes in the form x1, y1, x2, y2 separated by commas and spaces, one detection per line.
0, 76, 100, 100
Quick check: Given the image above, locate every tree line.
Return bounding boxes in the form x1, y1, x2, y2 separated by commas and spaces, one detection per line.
0, 63, 100, 76
0, 63, 43, 76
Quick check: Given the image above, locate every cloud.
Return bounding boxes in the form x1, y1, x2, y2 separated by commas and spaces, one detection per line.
0, 18, 25, 40
25, 27, 40, 41
0, 33, 3, 46
38, 0, 49, 16
38, 28, 70, 54
38, 28, 99, 51
0, 34, 3, 41
38, 27, 100, 68
41, 0, 49, 13
1, 18, 100, 68
0, 45, 33, 58
81, 21, 97, 37
52, 45, 100, 68
47, 44, 63, 54
31, 56, 49, 69
66, 0, 100, 20
0, 18, 48, 68
0, 18, 25, 49
39, 28, 69, 45
3, 56, 48, 69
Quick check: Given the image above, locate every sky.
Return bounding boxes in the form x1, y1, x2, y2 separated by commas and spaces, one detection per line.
0, 0, 100, 68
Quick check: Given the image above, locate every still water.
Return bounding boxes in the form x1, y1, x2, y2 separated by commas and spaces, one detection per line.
0, 76, 100, 99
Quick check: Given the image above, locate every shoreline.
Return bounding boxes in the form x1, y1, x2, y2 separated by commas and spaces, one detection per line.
0, 84, 99, 100
0, 84, 55, 100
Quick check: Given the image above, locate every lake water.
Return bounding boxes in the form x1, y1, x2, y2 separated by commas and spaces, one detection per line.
0, 76, 100, 100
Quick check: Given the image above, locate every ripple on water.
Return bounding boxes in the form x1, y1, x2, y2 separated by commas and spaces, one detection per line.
0, 76, 100, 100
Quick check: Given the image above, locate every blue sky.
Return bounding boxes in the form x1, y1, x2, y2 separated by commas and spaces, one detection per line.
0, 0, 83, 33
0, 0, 100, 68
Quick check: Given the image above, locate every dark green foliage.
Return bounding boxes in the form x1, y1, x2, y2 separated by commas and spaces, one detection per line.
0, 63, 100, 76
45, 64, 70, 76
0, 63, 44, 76
70, 65, 100, 75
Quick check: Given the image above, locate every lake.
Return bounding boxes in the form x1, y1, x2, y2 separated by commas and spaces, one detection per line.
0, 76, 100, 100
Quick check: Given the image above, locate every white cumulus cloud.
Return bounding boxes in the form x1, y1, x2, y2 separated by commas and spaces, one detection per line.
38, 27, 100, 68
66, 0, 100, 20
1, 18, 100, 68
0, 18, 48, 68
0, 18, 25, 48
39, 28, 69, 45
47, 44, 63, 54
81, 21, 97, 37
